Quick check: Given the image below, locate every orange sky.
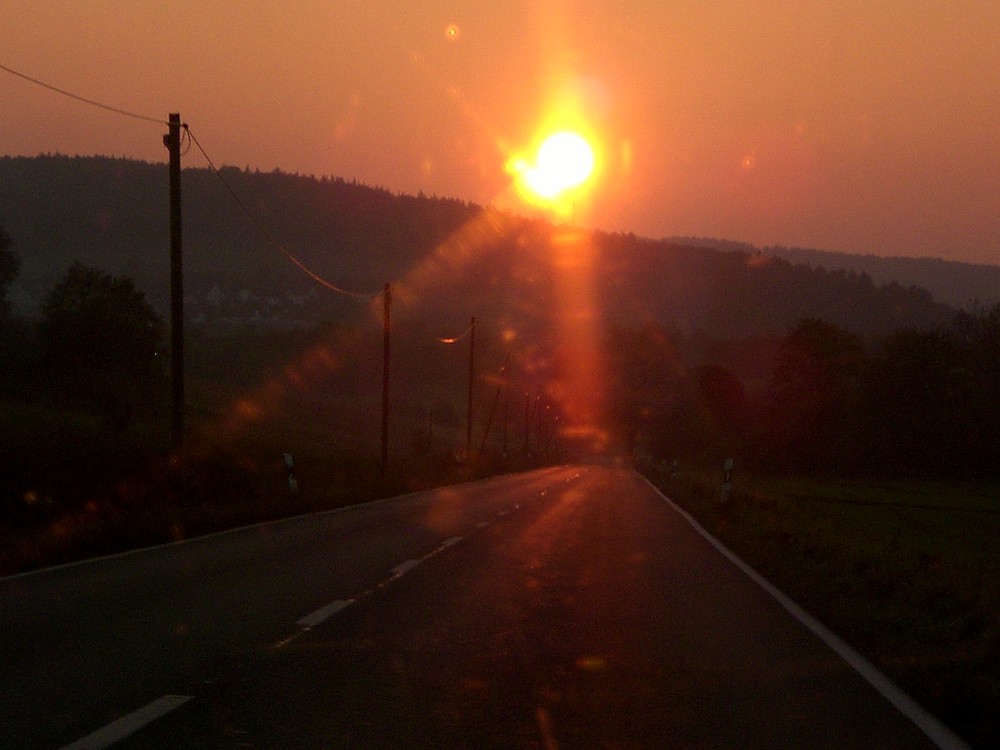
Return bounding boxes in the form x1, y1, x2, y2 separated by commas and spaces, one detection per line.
2, 1, 998, 264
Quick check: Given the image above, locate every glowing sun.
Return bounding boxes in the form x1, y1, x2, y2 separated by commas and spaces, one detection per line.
509, 130, 596, 202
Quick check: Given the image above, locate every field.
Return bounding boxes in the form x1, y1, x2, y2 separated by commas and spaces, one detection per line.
644, 465, 1000, 749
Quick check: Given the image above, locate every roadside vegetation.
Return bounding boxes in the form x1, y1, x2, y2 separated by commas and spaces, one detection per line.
643, 465, 999, 750
0, 411, 526, 578
0, 365, 545, 578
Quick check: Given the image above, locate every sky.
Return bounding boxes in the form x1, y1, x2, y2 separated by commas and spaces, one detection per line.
2, 1, 999, 265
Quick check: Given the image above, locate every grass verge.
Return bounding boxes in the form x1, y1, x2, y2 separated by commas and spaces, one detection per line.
0, 394, 549, 578
643, 465, 999, 749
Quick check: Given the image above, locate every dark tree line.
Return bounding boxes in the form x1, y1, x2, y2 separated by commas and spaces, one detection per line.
610, 308, 1000, 479
0, 225, 17, 318
765, 310, 1000, 476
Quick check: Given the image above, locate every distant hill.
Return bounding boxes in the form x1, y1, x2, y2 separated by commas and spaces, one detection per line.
0, 155, 955, 340
0, 154, 478, 327
670, 237, 1000, 309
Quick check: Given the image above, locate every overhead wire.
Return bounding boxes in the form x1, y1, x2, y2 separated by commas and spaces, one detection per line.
0, 61, 169, 126
0, 61, 384, 301
183, 126, 383, 300
179, 125, 192, 157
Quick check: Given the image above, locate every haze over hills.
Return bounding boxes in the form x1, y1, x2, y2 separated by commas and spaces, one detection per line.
0, 154, 965, 340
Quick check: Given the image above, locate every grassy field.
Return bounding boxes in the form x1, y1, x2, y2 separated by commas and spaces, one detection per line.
644, 465, 999, 749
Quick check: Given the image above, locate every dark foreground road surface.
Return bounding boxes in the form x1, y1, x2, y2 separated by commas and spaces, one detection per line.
1, 465, 967, 749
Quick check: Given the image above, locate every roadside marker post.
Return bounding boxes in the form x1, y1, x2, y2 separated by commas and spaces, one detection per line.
284, 453, 299, 496
721, 458, 734, 506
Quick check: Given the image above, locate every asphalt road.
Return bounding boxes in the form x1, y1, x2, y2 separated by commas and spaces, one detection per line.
1, 465, 964, 749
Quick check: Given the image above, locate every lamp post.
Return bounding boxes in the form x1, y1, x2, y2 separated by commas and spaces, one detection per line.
466, 316, 475, 458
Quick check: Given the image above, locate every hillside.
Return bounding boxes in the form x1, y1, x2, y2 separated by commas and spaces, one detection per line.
0, 155, 478, 328
769, 247, 1000, 309
671, 236, 1000, 309
0, 155, 954, 339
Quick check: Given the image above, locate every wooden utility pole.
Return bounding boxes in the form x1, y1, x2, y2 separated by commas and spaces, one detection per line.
164, 113, 184, 450
523, 390, 531, 453
480, 351, 510, 454
466, 316, 476, 458
381, 282, 391, 473
501, 388, 510, 457
535, 395, 545, 455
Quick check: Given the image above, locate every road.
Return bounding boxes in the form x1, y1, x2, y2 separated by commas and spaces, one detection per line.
0, 465, 965, 749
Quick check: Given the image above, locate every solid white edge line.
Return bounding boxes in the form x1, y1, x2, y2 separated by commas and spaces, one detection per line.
296, 599, 354, 629
59, 695, 193, 750
441, 535, 464, 547
636, 472, 971, 750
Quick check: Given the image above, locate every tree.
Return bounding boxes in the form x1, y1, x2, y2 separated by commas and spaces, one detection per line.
859, 329, 973, 475
603, 323, 709, 461
695, 364, 747, 443
952, 303, 1000, 469
40, 264, 164, 421
0, 225, 19, 318
764, 318, 866, 471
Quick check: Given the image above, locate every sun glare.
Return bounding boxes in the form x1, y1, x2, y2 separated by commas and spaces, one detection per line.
508, 130, 596, 205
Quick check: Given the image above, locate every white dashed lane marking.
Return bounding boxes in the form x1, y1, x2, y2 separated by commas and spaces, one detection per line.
282, 490, 556, 646
62, 475, 579, 747
59, 695, 193, 750
297, 599, 354, 630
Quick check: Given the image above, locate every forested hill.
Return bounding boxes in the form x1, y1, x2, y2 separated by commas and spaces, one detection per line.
671, 236, 1000, 309
0, 154, 477, 326
1, 154, 953, 337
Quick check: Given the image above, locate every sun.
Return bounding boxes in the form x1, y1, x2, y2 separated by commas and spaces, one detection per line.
508, 130, 596, 203
527, 131, 595, 197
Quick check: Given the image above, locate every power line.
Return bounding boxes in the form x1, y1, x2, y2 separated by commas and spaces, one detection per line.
0, 61, 169, 126
1, 60, 382, 300
184, 126, 383, 300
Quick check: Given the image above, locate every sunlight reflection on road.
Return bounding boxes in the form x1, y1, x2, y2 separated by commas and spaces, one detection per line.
548, 227, 608, 451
